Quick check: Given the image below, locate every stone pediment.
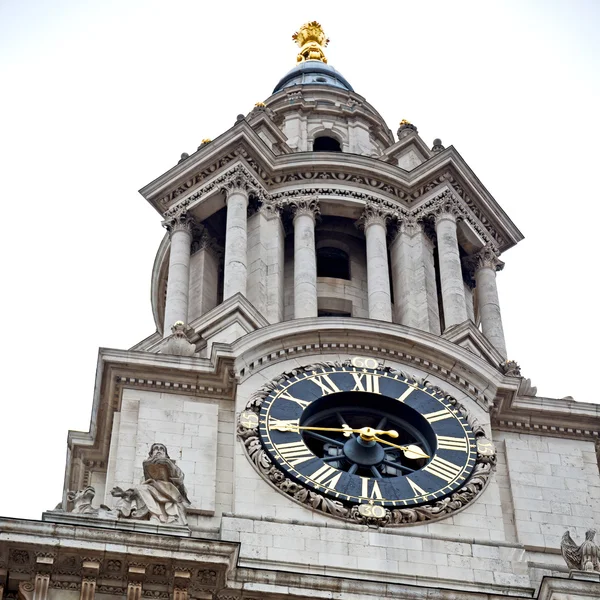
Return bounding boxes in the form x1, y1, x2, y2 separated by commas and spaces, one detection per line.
441, 320, 505, 368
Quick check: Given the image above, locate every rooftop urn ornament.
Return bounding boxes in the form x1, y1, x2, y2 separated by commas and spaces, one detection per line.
432, 138, 445, 153
163, 320, 196, 356
292, 21, 329, 63
398, 119, 418, 139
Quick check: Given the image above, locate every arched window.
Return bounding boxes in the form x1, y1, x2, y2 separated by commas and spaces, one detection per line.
313, 136, 342, 152
317, 247, 350, 279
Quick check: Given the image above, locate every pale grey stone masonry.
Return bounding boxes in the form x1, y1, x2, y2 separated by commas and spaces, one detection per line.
223, 185, 249, 300
163, 215, 193, 336
292, 198, 319, 318
391, 219, 440, 333
434, 208, 468, 329
363, 206, 392, 321
187, 241, 219, 323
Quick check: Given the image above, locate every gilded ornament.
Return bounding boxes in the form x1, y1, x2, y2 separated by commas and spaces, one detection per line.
292, 21, 329, 63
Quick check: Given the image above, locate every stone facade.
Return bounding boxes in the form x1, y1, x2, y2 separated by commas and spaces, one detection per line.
2, 22, 599, 600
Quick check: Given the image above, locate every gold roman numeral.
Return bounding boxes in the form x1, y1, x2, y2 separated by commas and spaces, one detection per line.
278, 389, 309, 409
436, 435, 468, 452
274, 441, 314, 466
361, 477, 383, 500
406, 478, 427, 497
311, 374, 341, 396
309, 465, 342, 489
423, 408, 453, 423
351, 372, 380, 394
268, 418, 299, 431
423, 456, 462, 483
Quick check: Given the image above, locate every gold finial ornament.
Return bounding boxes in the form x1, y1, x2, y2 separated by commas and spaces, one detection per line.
400, 119, 411, 126
254, 101, 266, 107
292, 21, 329, 64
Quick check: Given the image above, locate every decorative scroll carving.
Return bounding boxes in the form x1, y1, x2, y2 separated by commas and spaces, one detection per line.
467, 244, 505, 273
356, 201, 394, 230
426, 190, 462, 221
111, 444, 190, 525
561, 530, 600, 572
257, 199, 281, 220
191, 228, 222, 259
162, 322, 196, 357
237, 362, 497, 527
162, 212, 194, 237
280, 195, 320, 220
222, 167, 258, 197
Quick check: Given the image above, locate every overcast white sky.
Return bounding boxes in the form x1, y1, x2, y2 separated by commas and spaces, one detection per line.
1, 0, 599, 519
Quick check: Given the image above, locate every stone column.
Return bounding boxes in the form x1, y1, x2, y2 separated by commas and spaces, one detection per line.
472, 245, 507, 358
163, 213, 194, 337
222, 172, 252, 300
291, 197, 320, 318
433, 196, 468, 329
361, 203, 392, 321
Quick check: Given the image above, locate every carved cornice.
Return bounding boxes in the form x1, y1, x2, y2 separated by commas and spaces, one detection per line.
221, 167, 259, 198
163, 163, 266, 218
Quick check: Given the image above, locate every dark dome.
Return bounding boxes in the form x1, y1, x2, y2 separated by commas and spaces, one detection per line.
273, 60, 354, 94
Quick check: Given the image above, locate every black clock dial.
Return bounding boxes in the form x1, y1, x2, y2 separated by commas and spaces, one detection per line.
258, 365, 477, 507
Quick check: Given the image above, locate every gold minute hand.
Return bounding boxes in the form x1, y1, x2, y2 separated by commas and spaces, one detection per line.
372, 435, 430, 459
270, 423, 399, 438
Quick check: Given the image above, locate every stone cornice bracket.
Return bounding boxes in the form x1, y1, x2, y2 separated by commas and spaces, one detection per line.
172, 568, 192, 600
283, 195, 321, 221
161, 211, 194, 237
356, 201, 395, 231
126, 564, 146, 600
80, 559, 100, 600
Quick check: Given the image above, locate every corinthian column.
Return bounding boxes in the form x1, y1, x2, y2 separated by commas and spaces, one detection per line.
472, 245, 507, 357
360, 203, 392, 321
163, 212, 194, 337
291, 197, 320, 318
433, 195, 468, 329
222, 171, 253, 300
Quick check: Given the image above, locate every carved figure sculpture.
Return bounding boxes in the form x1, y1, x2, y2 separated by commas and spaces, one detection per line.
162, 321, 196, 357
67, 486, 97, 514
111, 443, 190, 525
561, 529, 600, 572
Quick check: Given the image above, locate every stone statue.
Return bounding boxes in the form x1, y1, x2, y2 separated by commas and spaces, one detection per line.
561, 529, 600, 572
111, 443, 190, 525
67, 486, 97, 514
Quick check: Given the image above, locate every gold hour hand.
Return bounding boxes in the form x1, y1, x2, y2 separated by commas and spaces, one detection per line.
269, 422, 399, 439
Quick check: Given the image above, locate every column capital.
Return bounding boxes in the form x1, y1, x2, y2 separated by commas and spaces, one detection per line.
191, 228, 222, 259
357, 201, 394, 231
430, 191, 462, 222
162, 212, 194, 236
464, 244, 504, 276
221, 166, 258, 198
288, 196, 321, 221
258, 198, 282, 220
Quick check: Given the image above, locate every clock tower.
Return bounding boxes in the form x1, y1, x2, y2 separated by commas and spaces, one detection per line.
1, 21, 600, 600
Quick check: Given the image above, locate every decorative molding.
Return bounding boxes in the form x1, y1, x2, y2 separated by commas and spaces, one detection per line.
464, 244, 504, 276
237, 361, 496, 526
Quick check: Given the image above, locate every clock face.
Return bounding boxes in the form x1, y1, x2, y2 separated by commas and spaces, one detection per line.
256, 364, 477, 507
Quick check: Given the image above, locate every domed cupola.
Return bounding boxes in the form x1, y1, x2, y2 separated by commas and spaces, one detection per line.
273, 21, 353, 93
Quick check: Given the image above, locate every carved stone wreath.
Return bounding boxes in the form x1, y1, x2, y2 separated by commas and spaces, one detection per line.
237, 360, 497, 527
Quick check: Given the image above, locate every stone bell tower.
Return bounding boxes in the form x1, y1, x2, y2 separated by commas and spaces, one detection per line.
1, 20, 600, 600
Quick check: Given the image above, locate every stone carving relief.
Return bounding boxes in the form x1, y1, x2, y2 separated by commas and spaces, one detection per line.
162, 321, 197, 357
237, 361, 497, 527
65, 486, 114, 518
111, 443, 190, 526
561, 530, 600, 572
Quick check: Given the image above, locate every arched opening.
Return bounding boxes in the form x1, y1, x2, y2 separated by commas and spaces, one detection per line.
317, 247, 351, 280
313, 136, 342, 152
